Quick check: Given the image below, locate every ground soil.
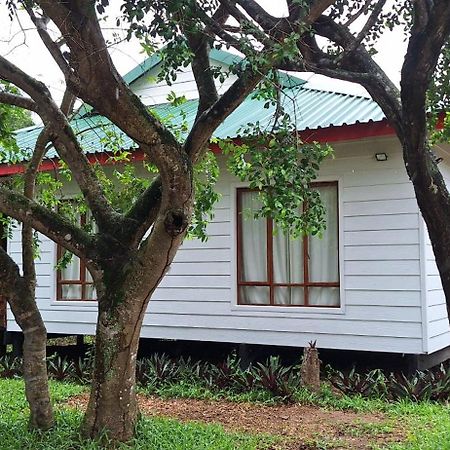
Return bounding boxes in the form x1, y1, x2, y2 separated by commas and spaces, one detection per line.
66, 394, 405, 449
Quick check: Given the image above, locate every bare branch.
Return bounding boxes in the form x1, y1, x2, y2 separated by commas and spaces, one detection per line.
0, 55, 118, 233
22, 89, 76, 281
0, 90, 37, 111
184, 4, 220, 118
337, 0, 386, 60
22, 2, 73, 79
344, 0, 374, 27
21, 127, 50, 284
303, 0, 338, 26
184, 60, 267, 161
235, 0, 279, 31
0, 187, 93, 258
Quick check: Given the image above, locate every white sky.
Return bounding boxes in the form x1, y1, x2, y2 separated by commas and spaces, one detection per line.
0, 1, 407, 108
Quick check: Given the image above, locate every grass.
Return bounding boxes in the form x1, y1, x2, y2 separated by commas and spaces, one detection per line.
0, 379, 278, 450
2, 378, 450, 449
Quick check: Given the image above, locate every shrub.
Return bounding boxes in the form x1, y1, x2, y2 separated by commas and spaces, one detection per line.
47, 356, 74, 381
253, 356, 300, 402
327, 366, 387, 398
0, 355, 22, 378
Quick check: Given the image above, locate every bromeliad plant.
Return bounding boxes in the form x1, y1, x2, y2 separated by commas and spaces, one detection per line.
0, 355, 22, 379
254, 356, 301, 402
327, 366, 388, 399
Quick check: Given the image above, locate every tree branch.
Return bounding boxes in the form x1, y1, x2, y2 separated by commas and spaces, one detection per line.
344, 0, 373, 27
0, 55, 118, 233
22, 126, 50, 284
0, 90, 37, 111
22, 90, 76, 282
337, 0, 386, 60
0, 187, 93, 258
22, 2, 73, 80
184, 59, 267, 162
184, 10, 219, 118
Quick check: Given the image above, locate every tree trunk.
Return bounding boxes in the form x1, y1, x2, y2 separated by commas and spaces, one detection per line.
402, 140, 450, 321
9, 279, 54, 430
81, 289, 145, 441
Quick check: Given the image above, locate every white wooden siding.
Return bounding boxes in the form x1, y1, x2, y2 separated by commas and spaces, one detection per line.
8, 136, 432, 355
132, 58, 237, 105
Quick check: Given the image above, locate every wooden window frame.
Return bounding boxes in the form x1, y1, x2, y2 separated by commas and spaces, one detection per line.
236, 181, 340, 308
56, 213, 96, 302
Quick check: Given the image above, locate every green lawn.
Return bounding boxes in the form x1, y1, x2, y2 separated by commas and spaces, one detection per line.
0, 379, 277, 450
1, 378, 450, 449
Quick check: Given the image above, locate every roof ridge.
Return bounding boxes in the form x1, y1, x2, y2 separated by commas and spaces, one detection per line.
301, 84, 373, 101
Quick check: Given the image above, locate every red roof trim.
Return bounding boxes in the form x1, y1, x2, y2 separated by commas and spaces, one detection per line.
0, 120, 395, 176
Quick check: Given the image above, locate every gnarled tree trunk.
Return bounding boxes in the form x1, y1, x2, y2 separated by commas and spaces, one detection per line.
9, 280, 54, 430
81, 202, 192, 441
0, 250, 54, 430
81, 291, 144, 440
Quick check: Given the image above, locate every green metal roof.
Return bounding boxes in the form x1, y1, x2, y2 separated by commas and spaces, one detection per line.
9, 84, 384, 163
4, 47, 384, 164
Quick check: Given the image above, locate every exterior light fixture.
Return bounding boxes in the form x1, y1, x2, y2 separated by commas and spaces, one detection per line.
375, 152, 388, 161
430, 150, 443, 164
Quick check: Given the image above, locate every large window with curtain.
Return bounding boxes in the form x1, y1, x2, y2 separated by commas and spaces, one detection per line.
56, 212, 97, 301
237, 182, 340, 307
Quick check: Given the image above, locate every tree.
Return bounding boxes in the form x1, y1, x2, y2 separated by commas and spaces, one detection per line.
4, 0, 449, 443
0, 83, 53, 430
0, 0, 333, 441
164, 0, 450, 317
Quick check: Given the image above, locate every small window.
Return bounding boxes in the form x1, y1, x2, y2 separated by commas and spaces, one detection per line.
236, 182, 340, 307
56, 212, 96, 301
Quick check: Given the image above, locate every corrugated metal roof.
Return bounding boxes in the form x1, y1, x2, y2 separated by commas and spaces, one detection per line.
5, 84, 384, 163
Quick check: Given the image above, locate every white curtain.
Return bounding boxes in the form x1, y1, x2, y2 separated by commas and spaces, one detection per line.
239, 186, 339, 307
240, 191, 269, 304
308, 185, 339, 306
61, 256, 81, 300
273, 287, 304, 305
273, 226, 304, 305
85, 268, 97, 300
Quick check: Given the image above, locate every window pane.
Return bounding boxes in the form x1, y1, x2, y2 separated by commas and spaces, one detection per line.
239, 191, 267, 282
274, 287, 304, 305
85, 284, 97, 301
309, 185, 339, 282
239, 286, 270, 305
309, 287, 340, 306
273, 230, 304, 283
85, 268, 93, 283
61, 284, 82, 300
61, 255, 81, 281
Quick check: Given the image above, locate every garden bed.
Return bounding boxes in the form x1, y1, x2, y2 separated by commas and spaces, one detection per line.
67, 392, 404, 449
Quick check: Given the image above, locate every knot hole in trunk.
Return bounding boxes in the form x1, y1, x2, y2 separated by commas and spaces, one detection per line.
164, 209, 188, 236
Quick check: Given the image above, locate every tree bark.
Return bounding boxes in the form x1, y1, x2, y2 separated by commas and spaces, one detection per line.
9, 281, 54, 430
81, 299, 141, 440
0, 249, 54, 430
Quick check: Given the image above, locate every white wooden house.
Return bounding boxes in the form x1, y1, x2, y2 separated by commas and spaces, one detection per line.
2, 50, 450, 367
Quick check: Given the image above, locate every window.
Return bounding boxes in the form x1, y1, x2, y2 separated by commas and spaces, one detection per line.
236, 182, 340, 307
56, 212, 97, 301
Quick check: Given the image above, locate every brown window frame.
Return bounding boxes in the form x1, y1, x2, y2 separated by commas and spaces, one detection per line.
56, 213, 96, 302
236, 181, 340, 307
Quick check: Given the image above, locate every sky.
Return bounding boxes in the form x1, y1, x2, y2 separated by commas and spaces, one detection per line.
0, 1, 407, 107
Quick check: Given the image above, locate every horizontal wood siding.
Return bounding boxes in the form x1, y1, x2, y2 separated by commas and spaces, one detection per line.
132, 58, 237, 105
9, 136, 428, 354
423, 161, 450, 353
6, 226, 56, 331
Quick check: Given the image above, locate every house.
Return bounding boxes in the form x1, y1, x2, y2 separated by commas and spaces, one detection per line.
1, 49, 450, 368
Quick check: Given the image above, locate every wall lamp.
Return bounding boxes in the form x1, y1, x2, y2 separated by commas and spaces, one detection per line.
375, 152, 388, 161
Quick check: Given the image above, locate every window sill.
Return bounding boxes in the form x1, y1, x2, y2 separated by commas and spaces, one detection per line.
51, 300, 98, 308
230, 303, 346, 317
